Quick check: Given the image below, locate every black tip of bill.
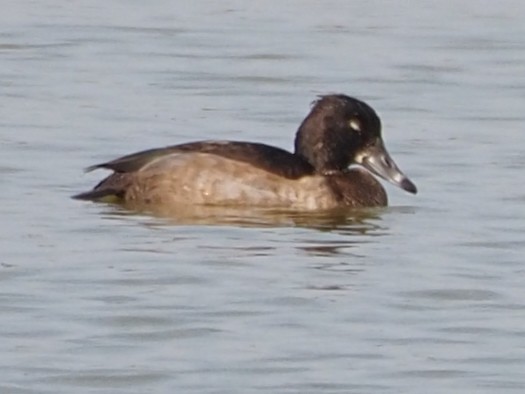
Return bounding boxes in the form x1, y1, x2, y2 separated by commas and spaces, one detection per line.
400, 177, 417, 194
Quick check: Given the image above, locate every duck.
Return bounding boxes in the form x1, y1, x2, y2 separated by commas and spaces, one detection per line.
73, 94, 417, 210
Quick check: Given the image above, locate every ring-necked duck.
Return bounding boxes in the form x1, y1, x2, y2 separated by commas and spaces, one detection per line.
74, 94, 416, 210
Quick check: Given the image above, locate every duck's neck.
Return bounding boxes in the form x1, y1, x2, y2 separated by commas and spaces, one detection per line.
294, 130, 352, 174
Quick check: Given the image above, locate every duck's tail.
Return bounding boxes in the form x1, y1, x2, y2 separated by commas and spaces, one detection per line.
72, 188, 123, 203
73, 173, 130, 203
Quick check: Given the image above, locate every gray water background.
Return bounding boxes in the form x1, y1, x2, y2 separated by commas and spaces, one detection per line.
1, 1, 525, 393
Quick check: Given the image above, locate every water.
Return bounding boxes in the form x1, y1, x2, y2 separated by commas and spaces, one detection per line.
1, 1, 525, 393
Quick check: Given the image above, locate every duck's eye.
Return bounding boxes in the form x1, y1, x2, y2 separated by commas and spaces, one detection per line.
348, 117, 362, 132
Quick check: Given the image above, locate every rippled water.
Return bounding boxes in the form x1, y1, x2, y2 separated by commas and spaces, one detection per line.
2, 1, 525, 393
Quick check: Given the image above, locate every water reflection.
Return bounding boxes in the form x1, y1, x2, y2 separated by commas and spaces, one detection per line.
98, 202, 387, 233
93, 203, 388, 281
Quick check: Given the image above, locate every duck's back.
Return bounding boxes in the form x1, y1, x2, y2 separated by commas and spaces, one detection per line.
92, 141, 312, 178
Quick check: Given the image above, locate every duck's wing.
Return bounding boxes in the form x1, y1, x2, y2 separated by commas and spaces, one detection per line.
85, 140, 311, 177
73, 141, 314, 202
85, 144, 194, 173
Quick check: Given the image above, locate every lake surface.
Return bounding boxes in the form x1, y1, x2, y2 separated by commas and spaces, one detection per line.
1, 1, 525, 393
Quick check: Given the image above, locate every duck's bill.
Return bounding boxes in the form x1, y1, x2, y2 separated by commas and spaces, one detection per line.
356, 139, 417, 194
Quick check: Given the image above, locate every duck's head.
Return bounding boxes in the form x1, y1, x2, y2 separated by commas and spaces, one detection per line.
294, 94, 417, 194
